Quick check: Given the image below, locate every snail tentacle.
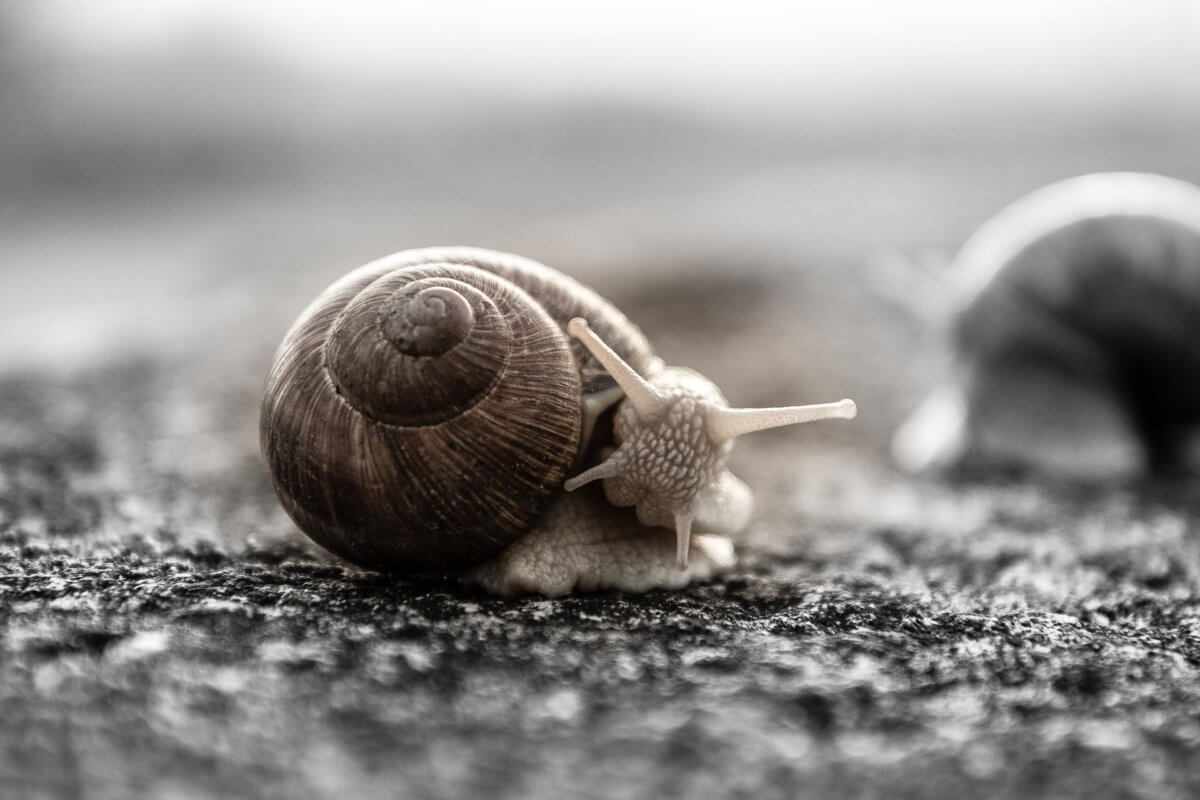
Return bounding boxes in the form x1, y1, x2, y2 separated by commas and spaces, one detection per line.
673, 509, 695, 571
706, 400, 857, 442
563, 455, 625, 492
566, 318, 665, 419
566, 318, 856, 568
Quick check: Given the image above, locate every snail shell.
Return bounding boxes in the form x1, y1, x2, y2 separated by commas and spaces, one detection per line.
893, 172, 1200, 478
260, 247, 655, 572
263, 246, 857, 592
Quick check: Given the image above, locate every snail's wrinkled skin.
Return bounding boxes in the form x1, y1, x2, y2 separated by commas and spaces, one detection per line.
893, 172, 1200, 480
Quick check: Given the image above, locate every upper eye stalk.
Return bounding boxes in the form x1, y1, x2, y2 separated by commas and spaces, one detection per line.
564, 318, 857, 571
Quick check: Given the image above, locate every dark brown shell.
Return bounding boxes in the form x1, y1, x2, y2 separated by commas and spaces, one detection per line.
260, 247, 656, 572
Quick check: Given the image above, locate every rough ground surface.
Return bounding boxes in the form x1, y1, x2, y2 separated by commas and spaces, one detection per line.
2, 255, 1200, 800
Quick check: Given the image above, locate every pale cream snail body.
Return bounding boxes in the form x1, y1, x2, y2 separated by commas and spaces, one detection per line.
261, 247, 856, 596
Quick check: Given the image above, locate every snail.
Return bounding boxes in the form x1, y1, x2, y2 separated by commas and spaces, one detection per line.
892, 171, 1200, 480
260, 247, 856, 596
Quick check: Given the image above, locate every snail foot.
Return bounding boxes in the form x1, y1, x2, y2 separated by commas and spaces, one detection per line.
464, 488, 736, 597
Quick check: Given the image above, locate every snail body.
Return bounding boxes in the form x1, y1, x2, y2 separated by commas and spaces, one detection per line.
262, 247, 856, 595
893, 172, 1200, 479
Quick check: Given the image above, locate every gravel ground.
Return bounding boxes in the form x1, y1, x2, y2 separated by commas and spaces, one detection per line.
2, 243, 1200, 799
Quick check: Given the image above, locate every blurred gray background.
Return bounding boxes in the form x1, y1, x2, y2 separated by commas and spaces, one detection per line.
4, 1, 1200, 372
3, 3, 1200, 799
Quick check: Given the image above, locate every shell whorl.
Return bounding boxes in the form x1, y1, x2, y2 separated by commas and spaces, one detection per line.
260, 248, 657, 573
360, 247, 661, 392
325, 275, 512, 426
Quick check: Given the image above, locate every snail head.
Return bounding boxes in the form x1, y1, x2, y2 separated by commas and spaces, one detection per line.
563, 318, 856, 571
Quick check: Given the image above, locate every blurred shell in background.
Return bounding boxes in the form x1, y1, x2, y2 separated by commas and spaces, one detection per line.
893, 172, 1200, 480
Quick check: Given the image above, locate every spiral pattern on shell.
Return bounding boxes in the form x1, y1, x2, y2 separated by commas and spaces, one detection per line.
261, 247, 657, 572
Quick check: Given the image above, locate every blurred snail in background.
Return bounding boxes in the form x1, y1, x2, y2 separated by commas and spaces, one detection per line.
261, 247, 856, 596
893, 172, 1200, 480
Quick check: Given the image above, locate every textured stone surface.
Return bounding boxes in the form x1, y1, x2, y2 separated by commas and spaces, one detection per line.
2, 258, 1200, 800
